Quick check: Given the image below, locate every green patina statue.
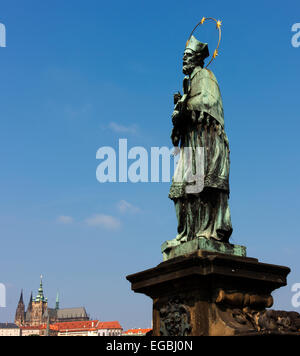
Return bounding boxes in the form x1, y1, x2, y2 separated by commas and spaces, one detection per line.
168, 35, 233, 247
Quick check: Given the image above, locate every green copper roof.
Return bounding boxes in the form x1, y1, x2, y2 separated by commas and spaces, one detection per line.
35, 275, 46, 302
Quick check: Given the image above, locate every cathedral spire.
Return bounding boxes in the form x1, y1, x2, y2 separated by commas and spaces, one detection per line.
35, 275, 46, 302
18, 289, 24, 304
27, 292, 33, 313
15, 290, 25, 326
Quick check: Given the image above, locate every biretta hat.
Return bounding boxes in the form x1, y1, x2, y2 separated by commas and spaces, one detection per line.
185, 35, 209, 59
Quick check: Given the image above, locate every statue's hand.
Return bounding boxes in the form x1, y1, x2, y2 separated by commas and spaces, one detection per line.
172, 110, 180, 125
174, 92, 182, 105
171, 128, 180, 147
172, 146, 180, 156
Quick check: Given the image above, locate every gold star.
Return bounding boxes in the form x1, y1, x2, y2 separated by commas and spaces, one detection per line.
216, 20, 222, 29
213, 49, 219, 59
200, 17, 206, 25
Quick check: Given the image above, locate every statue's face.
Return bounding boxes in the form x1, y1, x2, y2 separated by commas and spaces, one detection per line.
183, 49, 196, 75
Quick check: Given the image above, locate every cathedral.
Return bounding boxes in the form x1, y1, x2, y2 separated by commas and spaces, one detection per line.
15, 277, 89, 327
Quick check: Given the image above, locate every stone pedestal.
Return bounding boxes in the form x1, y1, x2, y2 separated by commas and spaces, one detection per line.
126, 251, 300, 336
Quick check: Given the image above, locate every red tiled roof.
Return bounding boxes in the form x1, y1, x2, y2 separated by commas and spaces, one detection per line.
97, 321, 122, 330
123, 328, 152, 335
21, 320, 122, 333
54, 320, 122, 332
54, 320, 99, 332
21, 326, 41, 330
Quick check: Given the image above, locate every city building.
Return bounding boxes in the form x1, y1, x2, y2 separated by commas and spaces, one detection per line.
55, 320, 99, 337
20, 324, 58, 337
50, 320, 122, 336
0, 323, 21, 336
11, 276, 124, 336
123, 328, 152, 336
97, 321, 123, 336
15, 276, 89, 327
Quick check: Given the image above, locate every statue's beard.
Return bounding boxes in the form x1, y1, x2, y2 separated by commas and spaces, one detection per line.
182, 63, 195, 75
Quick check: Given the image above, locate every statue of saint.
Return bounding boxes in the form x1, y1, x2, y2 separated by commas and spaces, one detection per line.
169, 35, 233, 244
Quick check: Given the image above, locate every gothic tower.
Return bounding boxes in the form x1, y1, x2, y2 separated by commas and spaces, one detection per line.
24, 291, 33, 324
31, 276, 48, 326
27, 292, 33, 313
15, 290, 25, 326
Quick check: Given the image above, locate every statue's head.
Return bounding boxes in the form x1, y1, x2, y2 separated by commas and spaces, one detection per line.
183, 35, 209, 75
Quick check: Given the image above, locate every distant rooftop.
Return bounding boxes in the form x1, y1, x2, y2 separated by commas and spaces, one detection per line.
54, 320, 122, 332
0, 323, 19, 329
98, 321, 122, 330
123, 328, 152, 335
57, 307, 88, 319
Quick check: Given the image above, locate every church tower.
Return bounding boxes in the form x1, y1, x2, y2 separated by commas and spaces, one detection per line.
31, 276, 48, 326
24, 291, 33, 324
27, 292, 33, 313
15, 290, 25, 326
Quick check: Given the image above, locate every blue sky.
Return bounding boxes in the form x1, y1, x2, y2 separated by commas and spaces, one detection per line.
0, 0, 300, 329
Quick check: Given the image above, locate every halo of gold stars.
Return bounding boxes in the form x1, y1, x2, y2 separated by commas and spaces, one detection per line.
187, 17, 222, 68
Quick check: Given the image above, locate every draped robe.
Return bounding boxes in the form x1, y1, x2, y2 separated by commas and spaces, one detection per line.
169, 67, 233, 243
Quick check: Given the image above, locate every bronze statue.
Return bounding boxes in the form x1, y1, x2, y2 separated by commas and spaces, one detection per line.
169, 35, 233, 244
128, 21, 300, 337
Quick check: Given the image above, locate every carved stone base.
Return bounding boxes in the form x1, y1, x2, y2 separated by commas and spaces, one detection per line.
126, 251, 300, 336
